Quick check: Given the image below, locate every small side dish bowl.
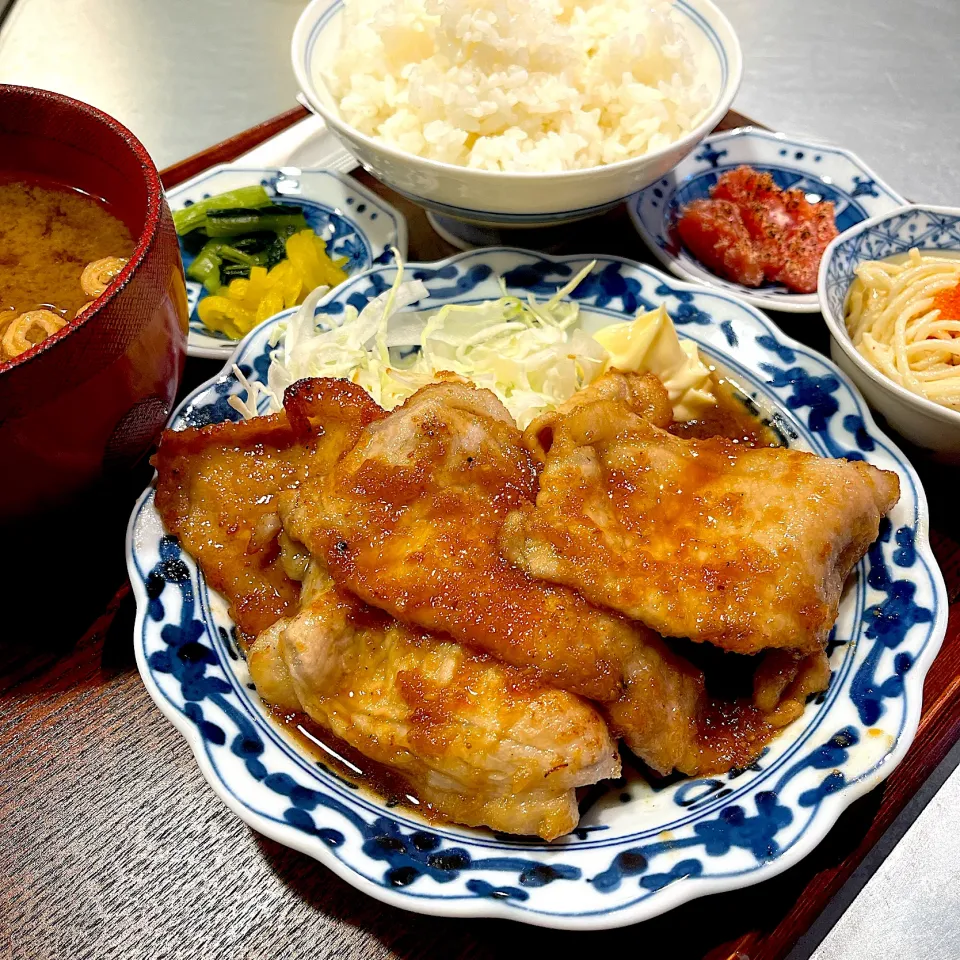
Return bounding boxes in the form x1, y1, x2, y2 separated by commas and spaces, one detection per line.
165, 165, 407, 360
630, 127, 906, 313
0, 85, 188, 521
818, 203, 960, 458
291, 0, 742, 232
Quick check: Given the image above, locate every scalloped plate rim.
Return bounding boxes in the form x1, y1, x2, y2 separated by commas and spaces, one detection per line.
127, 246, 946, 929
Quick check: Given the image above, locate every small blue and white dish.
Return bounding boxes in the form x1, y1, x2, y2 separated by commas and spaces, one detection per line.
166, 164, 407, 360
629, 127, 906, 313
127, 248, 945, 929
819, 203, 960, 458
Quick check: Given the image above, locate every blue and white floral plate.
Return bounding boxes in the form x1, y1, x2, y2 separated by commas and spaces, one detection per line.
166, 164, 406, 359
127, 248, 946, 929
629, 128, 906, 313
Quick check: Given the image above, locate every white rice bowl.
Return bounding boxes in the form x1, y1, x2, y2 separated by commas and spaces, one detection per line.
321, 0, 715, 173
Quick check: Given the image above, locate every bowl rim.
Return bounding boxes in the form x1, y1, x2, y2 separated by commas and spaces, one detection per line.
629, 125, 909, 314
291, 0, 743, 183
817, 201, 960, 427
0, 84, 165, 377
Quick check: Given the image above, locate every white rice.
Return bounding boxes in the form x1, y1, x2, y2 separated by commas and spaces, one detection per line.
322, 0, 714, 173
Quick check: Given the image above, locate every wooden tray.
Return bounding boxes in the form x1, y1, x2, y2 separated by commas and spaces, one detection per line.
6, 107, 960, 960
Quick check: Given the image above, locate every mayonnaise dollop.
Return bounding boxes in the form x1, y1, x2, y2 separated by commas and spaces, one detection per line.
594, 305, 716, 420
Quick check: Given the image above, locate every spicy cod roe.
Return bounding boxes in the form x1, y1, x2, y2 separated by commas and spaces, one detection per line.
677, 166, 839, 294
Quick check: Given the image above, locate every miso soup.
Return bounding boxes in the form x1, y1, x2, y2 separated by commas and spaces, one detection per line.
0, 176, 134, 361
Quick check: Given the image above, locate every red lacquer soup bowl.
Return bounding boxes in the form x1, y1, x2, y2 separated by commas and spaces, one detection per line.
0, 85, 188, 520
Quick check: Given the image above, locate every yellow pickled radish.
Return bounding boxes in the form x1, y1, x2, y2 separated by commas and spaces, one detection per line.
312, 234, 348, 286
287, 277, 304, 307
267, 260, 303, 308
196, 227, 348, 339
245, 266, 270, 305
255, 288, 285, 324
285, 230, 321, 291
226, 278, 250, 302
197, 296, 256, 339
285, 229, 347, 293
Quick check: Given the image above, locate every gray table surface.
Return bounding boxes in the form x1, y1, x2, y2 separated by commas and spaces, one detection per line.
2, 0, 959, 956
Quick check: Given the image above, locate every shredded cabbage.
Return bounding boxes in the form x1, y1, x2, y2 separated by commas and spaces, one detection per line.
230, 253, 715, 427
245, 256, 609, 427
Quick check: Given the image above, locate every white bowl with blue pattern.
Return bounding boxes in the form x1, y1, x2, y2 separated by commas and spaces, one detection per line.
819, 203, 960, 458
127, 248, 946, 929
291, 0, 741, 232
166, 165, 406, 360
629, 128, 906, 313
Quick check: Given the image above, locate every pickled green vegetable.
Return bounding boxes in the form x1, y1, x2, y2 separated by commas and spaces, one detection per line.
173, 185, 271, 235
200, 206, 308, 238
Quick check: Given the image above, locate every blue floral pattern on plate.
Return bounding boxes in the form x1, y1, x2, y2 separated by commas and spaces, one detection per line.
166, 165, 407, 360
628, 128, 906, 314
126, 248, 946, 929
